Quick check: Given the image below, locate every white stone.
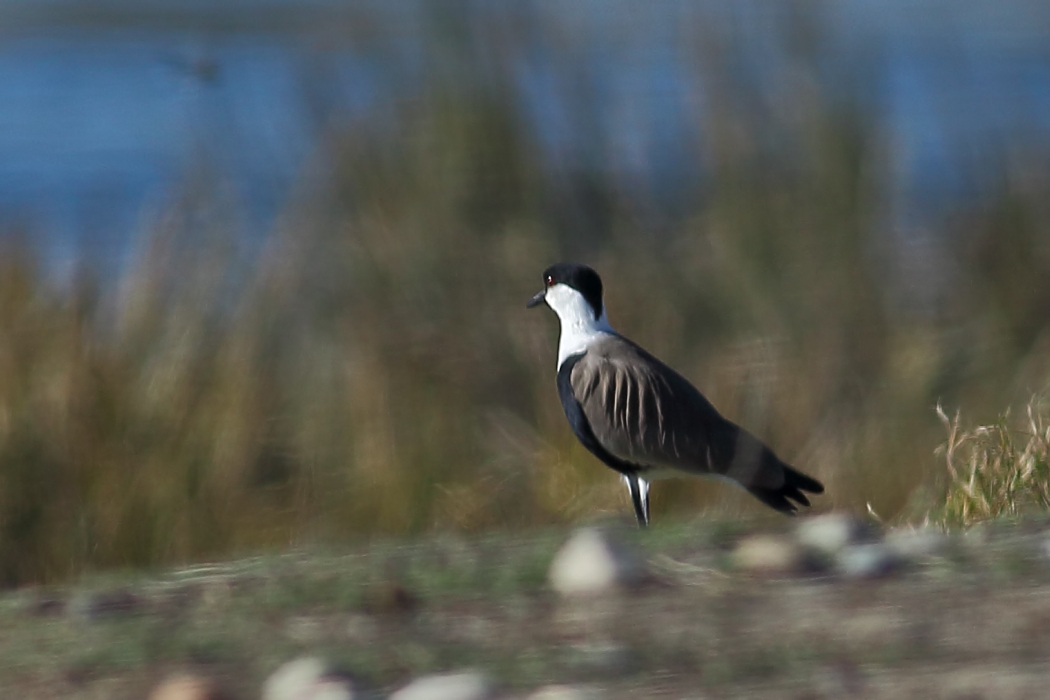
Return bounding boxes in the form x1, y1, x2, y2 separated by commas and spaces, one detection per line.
796, 513, 878, 556
527, 684, 604, 700
548, 527, 646, 596
837, 543, 900, 579
389, 671, 493, 700
309, 681, 355, 700
263, 657, 354, 700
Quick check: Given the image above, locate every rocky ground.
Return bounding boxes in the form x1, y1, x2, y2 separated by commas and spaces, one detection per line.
5, 514, 1050, 699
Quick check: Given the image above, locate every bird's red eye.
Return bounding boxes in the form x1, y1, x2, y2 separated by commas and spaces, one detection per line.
545, 275, 554, 287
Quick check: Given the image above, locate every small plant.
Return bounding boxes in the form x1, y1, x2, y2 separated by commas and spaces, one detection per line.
935, 397, 1050, 527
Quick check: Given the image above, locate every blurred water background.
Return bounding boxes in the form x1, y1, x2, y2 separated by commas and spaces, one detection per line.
0, 0, 1049, 584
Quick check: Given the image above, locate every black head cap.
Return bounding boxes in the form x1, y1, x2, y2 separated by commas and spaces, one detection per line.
542, 263, 604, 318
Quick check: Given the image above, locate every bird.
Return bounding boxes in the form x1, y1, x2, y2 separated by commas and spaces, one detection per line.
527, 262, 824, 526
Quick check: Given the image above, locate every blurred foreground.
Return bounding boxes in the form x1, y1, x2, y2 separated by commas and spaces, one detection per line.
1, 2, 1050, 584
5, 518, 1050, 698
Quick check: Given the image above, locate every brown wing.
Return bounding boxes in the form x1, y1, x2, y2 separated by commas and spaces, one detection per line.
570, 335, 784, 490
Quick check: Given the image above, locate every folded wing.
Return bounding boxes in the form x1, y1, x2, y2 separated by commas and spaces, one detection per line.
571, 335, 787, 493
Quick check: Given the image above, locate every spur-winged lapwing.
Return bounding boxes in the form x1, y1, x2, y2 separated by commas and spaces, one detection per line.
527, 262, 824, 526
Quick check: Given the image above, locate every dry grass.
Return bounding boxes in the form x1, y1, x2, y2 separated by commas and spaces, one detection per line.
936, 398, 1050, 527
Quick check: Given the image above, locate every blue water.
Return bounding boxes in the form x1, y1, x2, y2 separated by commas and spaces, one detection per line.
0, 1, 1047, 276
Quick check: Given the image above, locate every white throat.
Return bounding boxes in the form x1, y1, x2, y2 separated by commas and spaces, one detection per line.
544, 283, 615, 368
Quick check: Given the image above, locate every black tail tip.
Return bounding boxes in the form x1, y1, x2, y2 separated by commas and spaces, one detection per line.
790, 471, 824, 496
750, 465, 824, 515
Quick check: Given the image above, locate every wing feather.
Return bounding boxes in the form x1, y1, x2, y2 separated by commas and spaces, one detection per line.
570, 335, 784, 490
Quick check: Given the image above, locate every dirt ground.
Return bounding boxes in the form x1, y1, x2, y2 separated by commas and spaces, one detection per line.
4, 517, 1050, 699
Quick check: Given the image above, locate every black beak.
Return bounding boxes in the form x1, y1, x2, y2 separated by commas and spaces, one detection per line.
526, 290, 546, 308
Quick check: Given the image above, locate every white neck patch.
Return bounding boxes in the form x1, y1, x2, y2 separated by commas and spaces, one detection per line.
543, 283, 615, 368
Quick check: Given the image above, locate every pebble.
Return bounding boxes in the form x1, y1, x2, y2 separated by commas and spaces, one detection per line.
263, 657, 356, 700
795, 513, 879, 556
548, 527, 646, 596
836, 543, 900, 579
148, 674, 225, 700
389, 671, 494, 700
730, 534, 804, 575
527, 684, 604, 700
